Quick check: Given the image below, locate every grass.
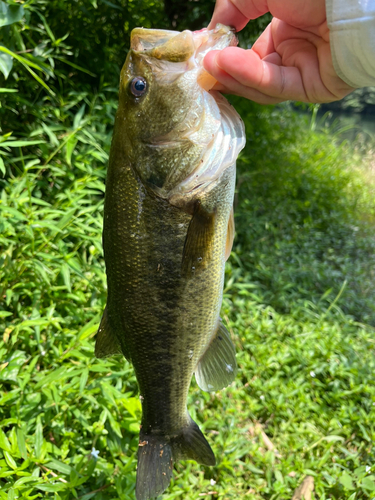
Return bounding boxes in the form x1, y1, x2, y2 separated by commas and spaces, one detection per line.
1, 95, 375, 500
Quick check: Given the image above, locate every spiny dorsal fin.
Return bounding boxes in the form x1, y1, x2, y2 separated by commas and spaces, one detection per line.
95, 308, 123, 359
225, 207, 235, 261
181, 201, 216, 277
195, 319, 237, 392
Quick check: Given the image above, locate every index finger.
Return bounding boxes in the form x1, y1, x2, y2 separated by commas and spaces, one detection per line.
208, 0, 269, 31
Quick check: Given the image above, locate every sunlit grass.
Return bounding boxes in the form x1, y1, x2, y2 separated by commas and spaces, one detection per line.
1, 98, 375, 499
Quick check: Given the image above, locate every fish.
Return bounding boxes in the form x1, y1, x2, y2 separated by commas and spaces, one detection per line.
95, 24, 245, 500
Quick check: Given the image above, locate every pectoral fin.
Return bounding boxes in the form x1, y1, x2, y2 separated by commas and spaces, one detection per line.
195, 320, 237, 392
225, 207, 235, 261
95, 308, 124, 359
181, 201, 216, 277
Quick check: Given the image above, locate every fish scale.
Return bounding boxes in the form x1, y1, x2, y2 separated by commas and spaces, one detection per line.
95, 24, 245, 500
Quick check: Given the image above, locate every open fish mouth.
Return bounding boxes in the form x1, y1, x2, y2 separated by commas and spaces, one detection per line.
131, 24, 245, 204
131, 24, 236, 60
130, 24, 237, 89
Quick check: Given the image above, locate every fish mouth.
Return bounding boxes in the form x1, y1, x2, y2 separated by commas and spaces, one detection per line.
131, 25, 244, 204
131, 28, 181, 52
143, 25, 238, 148
131, 24, 237, 67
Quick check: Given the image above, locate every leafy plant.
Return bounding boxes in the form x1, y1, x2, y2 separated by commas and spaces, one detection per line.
1, 2, 375, 499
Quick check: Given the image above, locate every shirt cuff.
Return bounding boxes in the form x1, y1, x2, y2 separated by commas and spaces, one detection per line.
326, 0, 375, 88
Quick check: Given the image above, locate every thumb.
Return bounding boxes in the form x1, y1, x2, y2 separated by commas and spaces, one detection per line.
208, 0, 268, 31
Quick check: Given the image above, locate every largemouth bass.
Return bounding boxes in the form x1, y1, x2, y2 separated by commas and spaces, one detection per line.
95, 24, 245, 500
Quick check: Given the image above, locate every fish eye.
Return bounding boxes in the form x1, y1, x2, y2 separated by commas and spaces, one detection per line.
130, 77, 147, 97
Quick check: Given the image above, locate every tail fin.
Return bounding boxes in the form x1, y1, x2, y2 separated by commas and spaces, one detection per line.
135, 417, 215, 500
136, 432, 173, 500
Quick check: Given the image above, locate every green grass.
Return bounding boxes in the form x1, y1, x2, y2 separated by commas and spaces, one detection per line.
1, 96, 375, 500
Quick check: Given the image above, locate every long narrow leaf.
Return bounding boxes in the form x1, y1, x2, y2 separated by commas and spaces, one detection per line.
55, 57, 96, 77
0, 46, 55, 95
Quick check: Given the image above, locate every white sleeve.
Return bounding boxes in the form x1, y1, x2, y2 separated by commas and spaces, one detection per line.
326, 0, 375, 88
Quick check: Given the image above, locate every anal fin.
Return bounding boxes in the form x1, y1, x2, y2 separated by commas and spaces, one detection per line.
195, 319, 237, 392
171, 416, 215, 466
95, 308, 123, 359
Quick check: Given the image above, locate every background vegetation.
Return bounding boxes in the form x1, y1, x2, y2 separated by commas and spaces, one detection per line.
1, 1, 375, 499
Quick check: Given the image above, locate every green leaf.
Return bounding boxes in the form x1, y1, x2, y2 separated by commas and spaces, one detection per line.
32, 260, 52, 285
34, 419, 43, 459
0, 88, 17, 92
83, 457, 96, 478
0, 391, 21, 406
0, 156, 5, 176
4, 451, 17, 470
0, 1, 24, 27
36, 483, 68, 492
340, 472, 355, 490
0, 206, 27, 220
34, 12, 55, 42
0, 46, 55, 95
41, 123, 59, 146
0, 428, 11, 452
13, 476, 38, 488
34, 366, 66, 389
79, 368, 89, 394
78, 319, 100, 341
7, 489, 15, 500
0, 48, 12, 79
55, 57, 96, 77
56, 208, 76, 230
0, 140, 46, 147
66, 258, 85, 280
361, 476, 375, 492
122, 397, 142, 419
65, 135, 78, 166
17, 428, 27, 460
17, 319, 50, 329
105, 410, 123, 438
73, 104, 86, 130
101, 0, 123, 9
45, 459, 72, 475
61, 263, 71, 292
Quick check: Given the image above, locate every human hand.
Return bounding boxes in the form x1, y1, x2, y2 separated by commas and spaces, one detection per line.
204, 0, 355, 104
